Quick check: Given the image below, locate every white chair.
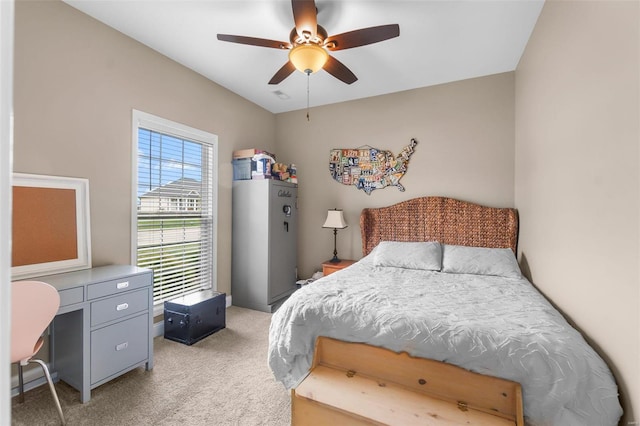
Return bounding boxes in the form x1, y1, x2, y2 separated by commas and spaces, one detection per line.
11, 280, 65, 425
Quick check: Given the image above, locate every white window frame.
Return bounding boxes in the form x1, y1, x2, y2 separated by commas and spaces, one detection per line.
131, 110, 218, 316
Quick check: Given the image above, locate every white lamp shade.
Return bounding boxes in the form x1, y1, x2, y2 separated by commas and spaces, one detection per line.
323, 209, 348, 229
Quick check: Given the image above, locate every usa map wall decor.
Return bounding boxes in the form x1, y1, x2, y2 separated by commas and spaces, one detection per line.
329, 138, 417, 195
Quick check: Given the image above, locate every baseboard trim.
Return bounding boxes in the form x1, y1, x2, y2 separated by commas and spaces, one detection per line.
10, 366, 58, 398
153, 320, 164, 338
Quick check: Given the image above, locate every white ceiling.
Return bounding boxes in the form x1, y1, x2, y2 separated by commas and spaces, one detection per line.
63, 0, 544, 114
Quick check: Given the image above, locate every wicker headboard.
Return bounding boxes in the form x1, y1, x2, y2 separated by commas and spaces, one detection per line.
360, 196, 518, 256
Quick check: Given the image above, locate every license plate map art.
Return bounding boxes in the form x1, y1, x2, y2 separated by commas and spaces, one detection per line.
329, 138, 417, 195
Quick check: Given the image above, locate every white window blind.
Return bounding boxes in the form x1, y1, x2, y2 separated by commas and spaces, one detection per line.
135, 125, 215, 306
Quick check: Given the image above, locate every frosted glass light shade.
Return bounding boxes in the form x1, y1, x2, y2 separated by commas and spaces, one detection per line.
289, 44, 329, 74
323, 209, 348, 229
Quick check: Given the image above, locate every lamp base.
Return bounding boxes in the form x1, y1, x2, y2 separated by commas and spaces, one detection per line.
329, 228, 341, 263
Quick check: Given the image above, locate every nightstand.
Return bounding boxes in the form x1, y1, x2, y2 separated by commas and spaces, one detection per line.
322, 259, 357, 276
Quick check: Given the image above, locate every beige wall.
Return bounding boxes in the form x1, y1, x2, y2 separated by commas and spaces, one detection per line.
515, 0, 639, 423
13, 0, 277, 296
276, 72, 516, 278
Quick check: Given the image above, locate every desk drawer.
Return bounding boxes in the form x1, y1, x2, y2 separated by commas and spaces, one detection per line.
91, 314, 148, 385
59, 287, 84, 307
87, 273, 151, 300
91, 288, 149, 327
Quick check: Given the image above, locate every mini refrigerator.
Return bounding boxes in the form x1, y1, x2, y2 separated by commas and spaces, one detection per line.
232, 180, 298, 312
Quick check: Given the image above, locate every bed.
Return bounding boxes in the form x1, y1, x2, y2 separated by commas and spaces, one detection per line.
268, 196, 622, 426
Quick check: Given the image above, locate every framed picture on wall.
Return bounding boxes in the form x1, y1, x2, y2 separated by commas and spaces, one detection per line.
11, 173, 92, 280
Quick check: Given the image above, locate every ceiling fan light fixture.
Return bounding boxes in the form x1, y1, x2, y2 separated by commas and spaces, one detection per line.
289, 44, 328, 74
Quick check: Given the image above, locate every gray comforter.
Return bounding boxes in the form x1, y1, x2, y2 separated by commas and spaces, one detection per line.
268, 255, 622, 425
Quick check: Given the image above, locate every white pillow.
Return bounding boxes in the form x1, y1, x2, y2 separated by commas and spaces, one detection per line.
372, 241, 442, 271
441, 244, 521, 278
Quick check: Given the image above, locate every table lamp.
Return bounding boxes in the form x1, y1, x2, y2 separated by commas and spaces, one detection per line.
322, 209, 348, 263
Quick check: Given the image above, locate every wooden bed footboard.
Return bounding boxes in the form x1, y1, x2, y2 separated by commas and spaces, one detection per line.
292, 337, 524, 426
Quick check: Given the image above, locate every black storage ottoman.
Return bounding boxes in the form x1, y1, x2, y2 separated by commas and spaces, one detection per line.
164, 290, 226, 345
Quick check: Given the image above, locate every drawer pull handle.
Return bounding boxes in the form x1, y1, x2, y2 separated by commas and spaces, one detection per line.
116, 303, 129, 311
115, 342, 129, 351
117, 281, 129, 289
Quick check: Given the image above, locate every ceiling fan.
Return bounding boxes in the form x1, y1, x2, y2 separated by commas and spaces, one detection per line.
217, 0, 400, 85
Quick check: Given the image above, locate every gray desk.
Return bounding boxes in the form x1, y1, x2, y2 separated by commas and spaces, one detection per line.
37, 265, 154, 403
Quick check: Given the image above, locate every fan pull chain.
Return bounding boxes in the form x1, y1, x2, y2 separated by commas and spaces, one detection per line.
306, 71, 311, 121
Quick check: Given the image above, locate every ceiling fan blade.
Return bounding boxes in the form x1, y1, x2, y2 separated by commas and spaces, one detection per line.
291, 0, 317, 39
324, 24, 400, 51
217, 34, 291, 50
269, 61, 296, 85
323, 55, 357, 85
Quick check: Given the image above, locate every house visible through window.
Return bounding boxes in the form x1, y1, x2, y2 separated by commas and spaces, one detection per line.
132, 111, 217, 310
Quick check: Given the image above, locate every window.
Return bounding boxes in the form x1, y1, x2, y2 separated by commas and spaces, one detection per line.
132, 111, 217, 310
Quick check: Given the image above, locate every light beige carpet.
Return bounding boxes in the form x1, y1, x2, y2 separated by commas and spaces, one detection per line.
11, 306, 291, 425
